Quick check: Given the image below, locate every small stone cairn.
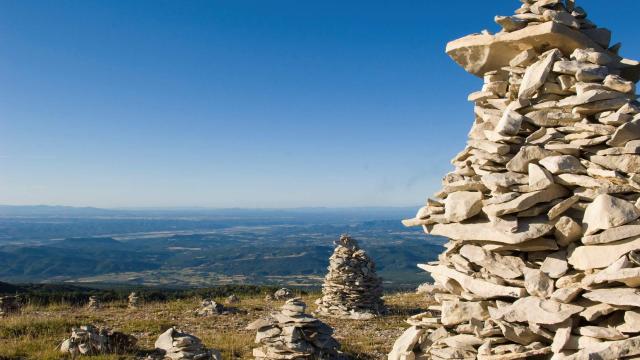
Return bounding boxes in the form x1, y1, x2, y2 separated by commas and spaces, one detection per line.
195, 299, 227, 316
315, 235, 386, 319
226, 294, 240, 305
128, 292, 140, 309
390, 0, 640, 359
59, 325, 137, 357
153, 327, 221, 360
87, 296, 101, 310
0, 295, 21, 316
273, 288, 294, 301
247, 298, 343, 359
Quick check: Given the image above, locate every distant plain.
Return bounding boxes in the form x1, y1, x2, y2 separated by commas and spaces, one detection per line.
0, 206, 444, 289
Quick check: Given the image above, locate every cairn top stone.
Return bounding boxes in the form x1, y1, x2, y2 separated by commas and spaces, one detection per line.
446, 22, 602, 78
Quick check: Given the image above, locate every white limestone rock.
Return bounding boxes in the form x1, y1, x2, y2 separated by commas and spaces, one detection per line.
582, 194, 640, 235
444, 191, 484, 222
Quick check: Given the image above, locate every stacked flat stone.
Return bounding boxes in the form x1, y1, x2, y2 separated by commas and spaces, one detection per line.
247, 298, 343, 359
390, 1, 640, 359
0, 296, 20, 316
273, 288, 294, 301
128, 292, 140, 309
195, 299, 225, 316
154, 327, 221, 360
315, 235, 386, 319
87, 296, 101, 310
59, 325, 137, 356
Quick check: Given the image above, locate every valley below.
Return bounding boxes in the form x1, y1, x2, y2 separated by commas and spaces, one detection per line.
0, 206, 445, 289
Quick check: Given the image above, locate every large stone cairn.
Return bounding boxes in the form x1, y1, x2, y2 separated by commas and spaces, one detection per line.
153, 327, 221, 360
0, 296, 21, 316
390, 0, 640, 359
315, 235, 386, 319
59, 325, 137, 356
246, 298, 343, 359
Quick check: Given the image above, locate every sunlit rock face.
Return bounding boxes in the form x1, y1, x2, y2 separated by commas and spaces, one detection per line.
390, 0, 640, 358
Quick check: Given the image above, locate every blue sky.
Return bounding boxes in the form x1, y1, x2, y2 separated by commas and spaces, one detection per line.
0, 1, 638, 208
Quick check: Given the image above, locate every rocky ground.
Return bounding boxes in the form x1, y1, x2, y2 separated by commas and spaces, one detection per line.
0, 291, 426, 360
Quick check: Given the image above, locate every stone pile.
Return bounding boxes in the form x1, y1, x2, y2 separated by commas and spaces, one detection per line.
246, 298, 343, 359
59, 325, 137, 356
87, 296, 101, 310
195, 299, 225, 316
0, 296, 21, 316
315, 235, 386, 319
153, 327, 221, 360
226, 294, 240, 304
128, 292, 140, 309
273, 288, 294, 301
391, 1, 640, 359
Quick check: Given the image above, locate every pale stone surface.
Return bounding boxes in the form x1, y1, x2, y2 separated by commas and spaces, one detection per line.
551, 286, 582, 303
459, 244, 525, 279
388, 326, 423, 359
604, 74, 636, 94
548, 196, 579, 220
539, 155, 585, 174
519, 49, 561, 99
154, 327, 220, 360
578, 326, 626, 340
444, 191, 484, 222
590, 154, 640, 173
524, 269, 555, 298
529, 163, 555, 191
554, 216, 582, 246
507, 146, 557, 173
540, 250, 569, 279
427, 217, 554, 244
593, 267, 640, 287
583, 288, 640, 307
446, 22, 602, 78
608, 118, 640, 147
496, 108, 525, 135
491, 297, 584, 325
568, 236, 640, 270
552, 327, 572, 353
483, 184, 569, 216
618, 311, 640, 333
419, 264, 526, 299
441, 299, 490, 326
583, 194, 640, 235
564, 335, 640, 359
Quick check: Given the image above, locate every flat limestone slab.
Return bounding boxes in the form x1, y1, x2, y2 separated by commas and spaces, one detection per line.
568, 236, 640, 270
427, 216, 554, 244
446, 22, 602, 77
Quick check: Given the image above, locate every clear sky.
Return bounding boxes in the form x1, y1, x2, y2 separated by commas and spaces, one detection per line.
1, 1, 638, 208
